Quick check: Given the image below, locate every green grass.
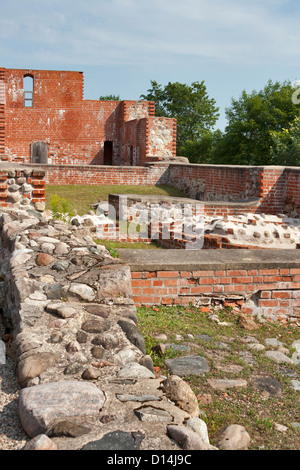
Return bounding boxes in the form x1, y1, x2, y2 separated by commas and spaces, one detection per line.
137, 304, 300, 450
45, 184, 188, 216
95, 239, 163, 252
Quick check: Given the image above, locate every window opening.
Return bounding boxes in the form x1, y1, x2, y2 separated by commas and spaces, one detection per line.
23, 75, 34, 107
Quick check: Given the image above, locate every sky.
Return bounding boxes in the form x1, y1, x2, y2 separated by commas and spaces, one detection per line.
1, 0, 300, 130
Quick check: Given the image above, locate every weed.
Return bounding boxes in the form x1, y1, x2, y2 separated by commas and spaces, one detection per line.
50, 193, 75, 222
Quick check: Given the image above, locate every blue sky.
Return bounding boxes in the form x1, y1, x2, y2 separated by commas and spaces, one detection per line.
1, 0, 299, 130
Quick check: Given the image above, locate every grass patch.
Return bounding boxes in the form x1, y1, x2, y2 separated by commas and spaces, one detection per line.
137, 304, 300, 450
45, 184, 188, 216
95, 239, 163, 251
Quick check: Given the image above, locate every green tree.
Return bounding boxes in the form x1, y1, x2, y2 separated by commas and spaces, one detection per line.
140, 80, 219, 150
270, 117, 300, 166
179, 129, 223, 164
214, 80, 300, 166
99, 94, 120, 101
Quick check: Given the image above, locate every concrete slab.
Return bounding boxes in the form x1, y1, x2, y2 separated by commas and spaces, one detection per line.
117, 248, 300, 272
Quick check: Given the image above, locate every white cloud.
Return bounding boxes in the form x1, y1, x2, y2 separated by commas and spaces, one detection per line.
1, 0, 300, 68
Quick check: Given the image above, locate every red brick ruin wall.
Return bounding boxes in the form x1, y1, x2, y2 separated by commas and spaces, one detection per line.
29, 162, 300, 216
167, 164, 300, 215
131, 268, 300, 324
1, 68, 177, 166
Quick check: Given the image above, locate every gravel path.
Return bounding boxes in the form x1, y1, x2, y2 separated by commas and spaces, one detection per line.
0, 323, 29, 450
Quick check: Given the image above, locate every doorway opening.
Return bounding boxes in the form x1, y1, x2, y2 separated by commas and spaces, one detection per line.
30, 141, 48, 163
104, 141, 113, 165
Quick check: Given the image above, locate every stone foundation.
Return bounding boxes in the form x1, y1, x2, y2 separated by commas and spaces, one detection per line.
0, 163, 45, 211
0, 206, 218, 451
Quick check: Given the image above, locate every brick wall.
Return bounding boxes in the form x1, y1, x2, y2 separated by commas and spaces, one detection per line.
130, 266, 300, 324
28, 161, 300, 216
3, 68, 123, 165
34, 163, 169, 186
1, 68, 176, 165
285, 167, 300, 207
167, 164, 257, 201
167, 164, 300, 215
0, 68, 5, 157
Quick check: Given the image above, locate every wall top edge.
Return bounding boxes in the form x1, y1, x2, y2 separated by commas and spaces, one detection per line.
1, 67, 84, 74
168, 162, 300, 170
117, 248, 300, 272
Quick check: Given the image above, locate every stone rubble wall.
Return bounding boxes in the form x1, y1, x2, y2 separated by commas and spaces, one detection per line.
0, 166, 45, 211
0, 205, 221, 451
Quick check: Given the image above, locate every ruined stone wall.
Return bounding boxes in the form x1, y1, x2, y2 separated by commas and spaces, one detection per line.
147, 118, 177, 161
0, 165, 45, 211
0, 205, 215, 451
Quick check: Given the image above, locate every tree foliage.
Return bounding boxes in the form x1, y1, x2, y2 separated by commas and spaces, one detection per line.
270, 117, 300, 166
102, 79, 300, 166
140, 80, 219, 149
214, 80, 300, 166
99, 94, 121, 101
179, 129, 223, 164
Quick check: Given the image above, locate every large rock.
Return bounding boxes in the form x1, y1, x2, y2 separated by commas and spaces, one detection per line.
207, 378, 247, 391
186, 417, 210, 444
14, 277, 42, 304
167, 425, 217, 450
162, 375, 199, 418
19, 380, 106, 438
17, 352, 57, 387
117, 320, 146, 354
265, 351, 294, 365
36, 252, 55, 266
238, 314, 259, 331
97, 264, 132, 298
165, 355, 210, 377
81, 318, 111, 334
68, 283, 96, 302
117, 362, 155, 379
213, 424, 251, 450
81, 431, 144, 450
24, 434, 58, 450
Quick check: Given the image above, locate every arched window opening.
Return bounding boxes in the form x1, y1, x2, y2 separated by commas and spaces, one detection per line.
23, 75, 34, 107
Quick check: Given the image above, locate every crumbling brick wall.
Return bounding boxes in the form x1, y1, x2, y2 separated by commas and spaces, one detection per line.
1, 68, 177, 166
